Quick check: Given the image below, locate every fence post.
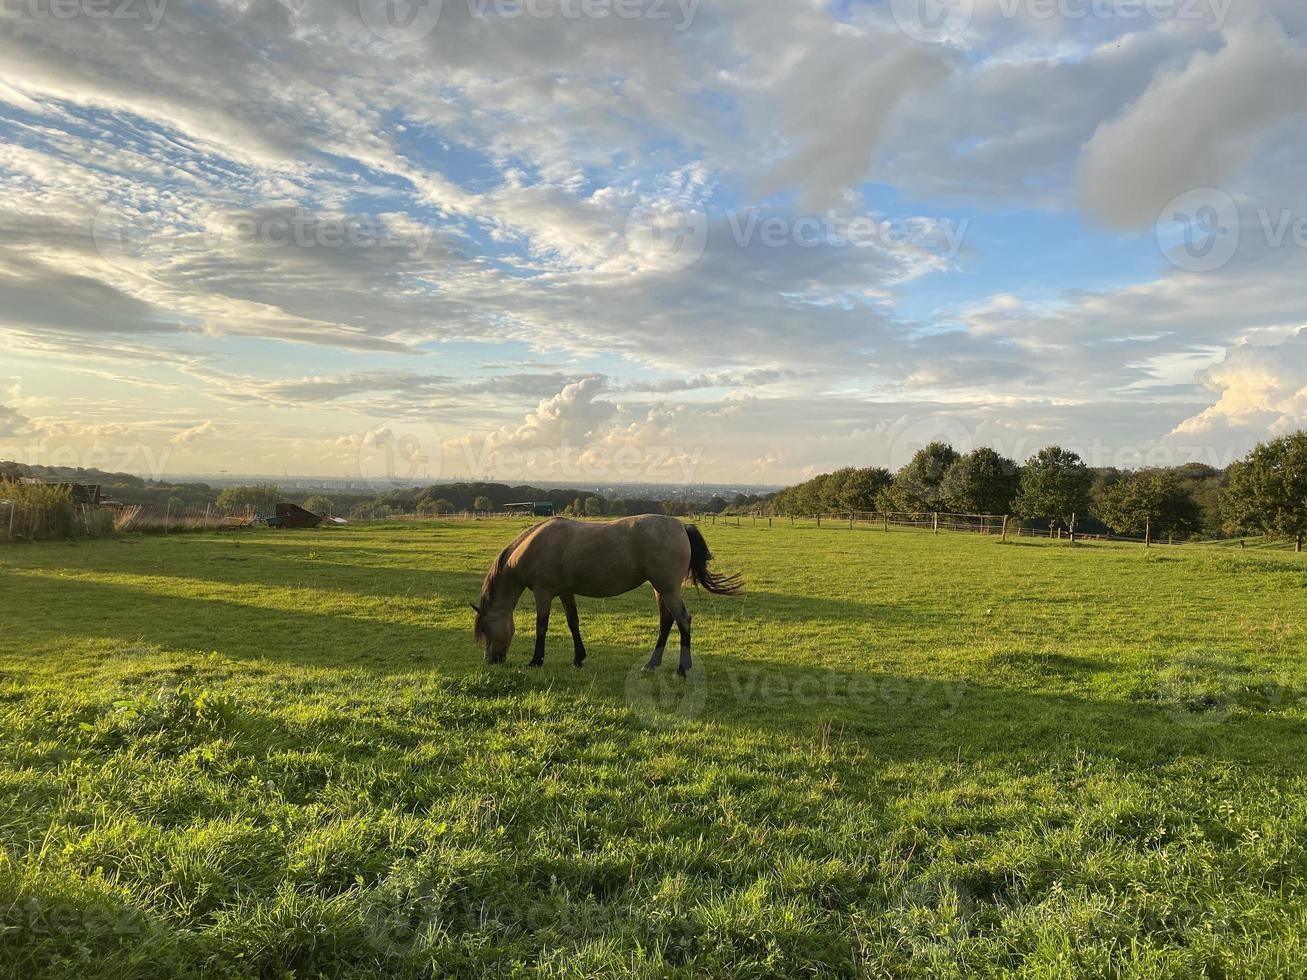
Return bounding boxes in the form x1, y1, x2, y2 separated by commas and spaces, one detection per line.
1001, 514, 1009, 543
164, 499, 171, 534
849, 513, 854, 530
1069, 512, 1076, 545
768, 517, 772, 528
816, 514, 821, 528
884, 513, 890, 533
932, 512, 939, 535
1144, 517, 1151, 548
6, 501, 13, 541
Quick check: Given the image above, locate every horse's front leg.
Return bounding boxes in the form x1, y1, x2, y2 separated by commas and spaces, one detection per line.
530, 590, 552, 668
560, 594, 586, 667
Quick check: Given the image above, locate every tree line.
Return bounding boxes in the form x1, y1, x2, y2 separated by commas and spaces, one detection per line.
766, 432, 1307, 547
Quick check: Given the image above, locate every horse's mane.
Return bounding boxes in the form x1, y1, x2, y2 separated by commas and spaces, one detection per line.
474, 524, 541, 642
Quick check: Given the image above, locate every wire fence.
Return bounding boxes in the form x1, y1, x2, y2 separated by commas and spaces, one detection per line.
698, 510, 1278, 550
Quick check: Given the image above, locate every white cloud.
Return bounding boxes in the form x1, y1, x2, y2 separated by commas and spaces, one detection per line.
1174, 328, 1307, 435
1079, 15, 1307, 228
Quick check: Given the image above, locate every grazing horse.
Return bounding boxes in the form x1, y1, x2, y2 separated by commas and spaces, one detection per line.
471, 515, 743, 676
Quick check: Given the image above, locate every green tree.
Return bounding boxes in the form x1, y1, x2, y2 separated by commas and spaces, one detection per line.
819, 468, 854, 512
304, 494, 334, 515
661, 498, 688, 517
1014, 447, 1091, 527
941, 449, 1020, 515
349, 501, 397, 521
1222, 432, 1307, 550
1095, 470, 1200, 538
584, 496, 603, 517
417, 498, 455, 516
838, 467, 892, 513
606, 498, 627, 517
877, 442, 959, 513
473, 496, 494, 513
704, 495, 728, 514
216, 484, 280, 515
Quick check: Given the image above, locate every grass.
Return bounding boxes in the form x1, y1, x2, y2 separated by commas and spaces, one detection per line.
1, 519, 1306, 978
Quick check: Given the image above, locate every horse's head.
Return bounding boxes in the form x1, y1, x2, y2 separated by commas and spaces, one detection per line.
471, 601, 514, 664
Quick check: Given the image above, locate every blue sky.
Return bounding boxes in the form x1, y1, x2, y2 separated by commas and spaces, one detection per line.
3, 0, 1307, 485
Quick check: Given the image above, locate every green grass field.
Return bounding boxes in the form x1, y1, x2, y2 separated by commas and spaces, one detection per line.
2, 520, 1306, 978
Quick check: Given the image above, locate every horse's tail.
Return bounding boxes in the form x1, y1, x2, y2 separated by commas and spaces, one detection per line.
685, 524, 744, 595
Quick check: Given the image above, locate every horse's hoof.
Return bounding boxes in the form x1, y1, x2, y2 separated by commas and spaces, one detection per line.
642, 664, 660, 673
527, 661, 543, 669
677, 667, 689, 678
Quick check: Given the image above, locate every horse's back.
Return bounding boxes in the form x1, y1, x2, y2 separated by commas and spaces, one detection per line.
511, 515, 689, 597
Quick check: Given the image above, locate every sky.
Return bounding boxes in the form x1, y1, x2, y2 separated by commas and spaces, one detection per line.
3, 0, 1307, 487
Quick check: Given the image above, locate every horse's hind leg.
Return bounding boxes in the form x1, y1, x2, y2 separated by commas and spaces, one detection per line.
645, 594, 675, 671
530, 590, 552, 668
561, 594, 587, 667
668, 591, 693, 677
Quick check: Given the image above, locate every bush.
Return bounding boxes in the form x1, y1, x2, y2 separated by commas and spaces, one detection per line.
1, 481, 76, 541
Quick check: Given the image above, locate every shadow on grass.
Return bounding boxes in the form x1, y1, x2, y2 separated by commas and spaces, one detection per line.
6, 570, 1303, 774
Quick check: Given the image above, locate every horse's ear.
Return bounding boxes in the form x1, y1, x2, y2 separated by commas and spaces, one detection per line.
470, 603, 481, 614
